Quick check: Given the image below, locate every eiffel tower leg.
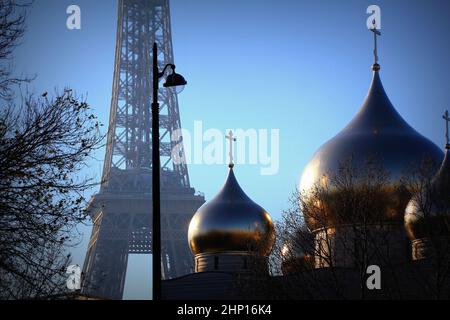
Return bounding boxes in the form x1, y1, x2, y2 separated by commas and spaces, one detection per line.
82, 215, 129, 300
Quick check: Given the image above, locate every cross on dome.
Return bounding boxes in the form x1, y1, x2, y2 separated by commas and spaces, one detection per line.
226, 130, 237, 168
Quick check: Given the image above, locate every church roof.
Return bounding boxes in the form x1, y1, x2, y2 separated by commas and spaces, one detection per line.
300, 62, 443, 229
188, 165, 275, 256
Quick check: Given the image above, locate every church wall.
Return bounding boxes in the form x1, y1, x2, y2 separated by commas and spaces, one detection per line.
313, 224, 411, 268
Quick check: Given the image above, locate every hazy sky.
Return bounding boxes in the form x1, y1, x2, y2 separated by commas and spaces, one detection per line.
13, 0, 450, 299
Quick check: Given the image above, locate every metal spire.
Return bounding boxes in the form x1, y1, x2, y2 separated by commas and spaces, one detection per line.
370, 19, 381, 71
226, 130, 237, 168
443, 110, 450, 149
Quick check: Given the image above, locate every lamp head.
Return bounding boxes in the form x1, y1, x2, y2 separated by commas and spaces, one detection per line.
163, 66, 187, 93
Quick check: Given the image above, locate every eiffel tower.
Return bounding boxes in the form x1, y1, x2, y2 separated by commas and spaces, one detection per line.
81, 0, 204, 299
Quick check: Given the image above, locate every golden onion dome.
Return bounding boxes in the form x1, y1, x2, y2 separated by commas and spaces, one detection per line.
300, 65, 443, 230
280, 228, 315, 274
188, 165, 275, 257
405, 147, 450, 240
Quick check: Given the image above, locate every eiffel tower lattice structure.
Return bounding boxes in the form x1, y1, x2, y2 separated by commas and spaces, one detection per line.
81, 0, 204, 299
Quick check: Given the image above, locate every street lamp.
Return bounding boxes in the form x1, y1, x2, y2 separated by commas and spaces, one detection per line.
152, 42, 187, 301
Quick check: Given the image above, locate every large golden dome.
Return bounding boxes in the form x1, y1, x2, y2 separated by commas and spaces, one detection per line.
188, 166, 275, 256
300, 65, 443, 230
405, 147, 450, 240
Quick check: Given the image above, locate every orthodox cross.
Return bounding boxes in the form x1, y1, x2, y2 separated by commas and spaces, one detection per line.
443, 110, 450, 147
226, 130, 237, 167
370, 19, 381, 65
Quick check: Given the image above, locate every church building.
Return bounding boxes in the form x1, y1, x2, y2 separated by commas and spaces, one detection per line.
162, 26, 450, 300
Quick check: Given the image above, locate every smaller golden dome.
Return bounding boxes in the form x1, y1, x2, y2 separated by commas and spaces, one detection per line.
280, 228, 315, 274
188, 167, 275, 256
405, 148, 450, 240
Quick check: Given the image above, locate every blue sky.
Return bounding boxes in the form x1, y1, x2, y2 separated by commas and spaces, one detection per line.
13, 0, 450, 299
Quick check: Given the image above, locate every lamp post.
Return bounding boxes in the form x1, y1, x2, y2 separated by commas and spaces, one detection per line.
152, 42, 187, 301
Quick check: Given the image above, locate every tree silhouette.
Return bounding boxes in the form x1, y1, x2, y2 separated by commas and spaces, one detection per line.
0, 1, 104, 299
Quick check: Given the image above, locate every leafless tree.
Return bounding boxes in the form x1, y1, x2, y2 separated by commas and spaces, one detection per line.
0, 0, 104, 299
253, 156, 450, 300
0, 92, 104, 299
402, 159, 450, 299
0, 0, 32, 101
